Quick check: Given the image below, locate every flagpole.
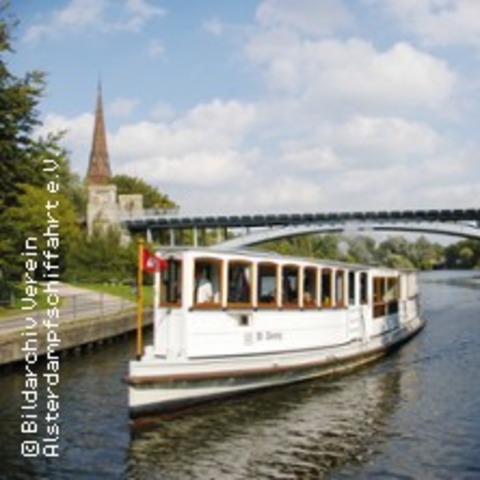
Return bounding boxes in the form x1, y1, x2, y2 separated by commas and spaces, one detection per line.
136, 237, 144, 360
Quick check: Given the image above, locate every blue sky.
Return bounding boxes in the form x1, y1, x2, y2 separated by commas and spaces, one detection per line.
8, 0, 480, 214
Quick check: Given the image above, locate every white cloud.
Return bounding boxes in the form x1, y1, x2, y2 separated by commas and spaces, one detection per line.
108, 97, 139, 118
329, 115, 440, 160
51, 0, 104, 30
23, 0, 165, 43
111, 100, 256, 161
35, 112, 95, 174
118, 150, 255, 187
372, 0, 480, 47
123, 0, 166, 32
110, 100, 257, 189
182, 100, 257, 140
256, 0, 352, 36
280, 144, 344, 172
39, 99, 257, 197
247, 35, 457, 113
246, 176, 325, 212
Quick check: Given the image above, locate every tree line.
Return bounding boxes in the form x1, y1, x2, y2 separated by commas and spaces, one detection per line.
260, 234, 480, 270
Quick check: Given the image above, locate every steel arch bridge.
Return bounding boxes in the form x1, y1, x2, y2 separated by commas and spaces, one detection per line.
121, 208, 480, 247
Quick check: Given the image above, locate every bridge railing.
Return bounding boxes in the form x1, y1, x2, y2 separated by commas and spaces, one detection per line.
118, 206, 180, 221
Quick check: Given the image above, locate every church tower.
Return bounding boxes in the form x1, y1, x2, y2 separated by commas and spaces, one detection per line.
85, 82, 144, 239
86, 82, 112, 186
86, 82, 118, 235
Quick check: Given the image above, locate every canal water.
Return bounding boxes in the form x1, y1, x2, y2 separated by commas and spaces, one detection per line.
1, 271, 479, 479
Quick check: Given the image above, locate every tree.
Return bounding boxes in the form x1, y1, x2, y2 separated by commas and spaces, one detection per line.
259, 234, 341, 260
0, 12, 70, 291
411, 236, 443, 270
3, 184, 81, 279
111, 174, 177, 210
444, 239, 480, 269
344, 235, 376, 264
65, 226, 136, 283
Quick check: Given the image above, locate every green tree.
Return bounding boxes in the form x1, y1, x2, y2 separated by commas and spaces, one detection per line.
111, 174, 176, 210
383, 253, 415, 270
411, 236, 443, 270
259, 234, 341, 260
65, 227, 136, 283
444, 239, 480, 269
344, 235, 376, 264
0, 12, 73, 291
3, 184, 81, 279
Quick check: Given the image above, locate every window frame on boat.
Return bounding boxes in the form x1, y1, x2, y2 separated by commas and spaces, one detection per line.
321, 268, 333, 308
256, 261, 280, 309
373, 275, 400, 318
302, 266, 319, 309
360, 272, 369, 305
281, 264, 300, 309
226, 259, 253, 309
192, 257, 224, 309
335, 269, 346, 308
159, 257, 183, 308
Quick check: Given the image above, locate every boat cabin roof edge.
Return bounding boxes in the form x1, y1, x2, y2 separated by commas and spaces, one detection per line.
154, 246, 412, 275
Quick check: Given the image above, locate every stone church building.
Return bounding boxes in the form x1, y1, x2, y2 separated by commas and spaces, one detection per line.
85, 84, 144, 237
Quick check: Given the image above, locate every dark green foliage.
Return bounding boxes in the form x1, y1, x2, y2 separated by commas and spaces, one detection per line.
444, 240, 480, 269
111, 174, 176, 210
65, 227, 137, 283
259, 234, 447, 270
0, 12, 65, 291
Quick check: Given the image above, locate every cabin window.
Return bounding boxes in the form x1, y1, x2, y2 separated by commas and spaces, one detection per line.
193, 258, 223, 308
321, 269, 332, 307
386, 277, 399, 315
386, 277, 399, 300
373, 276, 387, 318
373, 277, 385, 303
303, 267, 318, 308
257, 263, 278, 308
360, 272, 368, 304
282, 265, 299, 308
373, 275, 400, 318
335, 270, 345, 307
227, 261, 252, 307
160, 258, 182, 307
348, 271, 356, 305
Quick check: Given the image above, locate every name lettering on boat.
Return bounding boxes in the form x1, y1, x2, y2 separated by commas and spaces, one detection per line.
253, 331, 283, 343
266, 331, 282, 341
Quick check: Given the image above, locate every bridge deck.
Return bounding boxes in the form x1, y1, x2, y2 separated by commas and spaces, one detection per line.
122, 208, 480, 231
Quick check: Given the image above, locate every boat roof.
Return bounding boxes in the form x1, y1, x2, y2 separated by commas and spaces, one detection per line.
155, 246, 404, 274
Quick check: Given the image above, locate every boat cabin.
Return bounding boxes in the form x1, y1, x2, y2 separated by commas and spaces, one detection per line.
151, 248, 419, 360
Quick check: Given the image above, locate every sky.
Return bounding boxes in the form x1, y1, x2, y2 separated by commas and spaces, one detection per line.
7, 0, 480, 215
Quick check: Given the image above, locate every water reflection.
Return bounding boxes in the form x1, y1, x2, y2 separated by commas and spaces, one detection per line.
128, 365, 413, 479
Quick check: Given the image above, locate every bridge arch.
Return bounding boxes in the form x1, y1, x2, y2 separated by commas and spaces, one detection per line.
217, 221, 480, 250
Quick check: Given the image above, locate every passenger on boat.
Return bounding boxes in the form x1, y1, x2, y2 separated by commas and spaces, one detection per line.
195, 269, 213, 303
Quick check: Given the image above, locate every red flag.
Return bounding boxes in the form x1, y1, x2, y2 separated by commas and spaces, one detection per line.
142, 248, 167, 273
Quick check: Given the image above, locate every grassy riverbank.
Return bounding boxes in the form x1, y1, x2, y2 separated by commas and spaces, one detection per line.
70, 283, 154, 307
0, 288, 64, 318
0, 282, 153, 320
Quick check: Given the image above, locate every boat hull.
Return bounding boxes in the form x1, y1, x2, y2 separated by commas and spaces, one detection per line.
128, 315, 425, 418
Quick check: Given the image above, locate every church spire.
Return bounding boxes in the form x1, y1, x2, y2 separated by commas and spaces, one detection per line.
86, 81, 112, 186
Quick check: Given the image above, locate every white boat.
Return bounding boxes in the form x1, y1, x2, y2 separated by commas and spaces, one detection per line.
127, 248, 425, 417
